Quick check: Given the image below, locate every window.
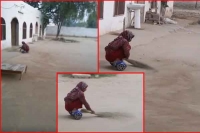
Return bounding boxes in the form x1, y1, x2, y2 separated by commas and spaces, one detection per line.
151, 1, 157, 9
23, 22, 27, 39
99, 2, 104, 19
30, 23, 33, 37
1, 17, 6, 40
114, 1, 125, 16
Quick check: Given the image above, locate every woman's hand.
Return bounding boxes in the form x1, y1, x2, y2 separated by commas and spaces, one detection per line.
91, 110, 95, 114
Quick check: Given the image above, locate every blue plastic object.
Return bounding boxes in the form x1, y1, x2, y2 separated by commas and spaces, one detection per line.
72, 110, 82, 120
115, 61, 127, 71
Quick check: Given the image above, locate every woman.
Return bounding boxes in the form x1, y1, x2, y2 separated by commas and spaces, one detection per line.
64, 82, 95, 115
20, 41, 29, 53
105, 30, 135, 65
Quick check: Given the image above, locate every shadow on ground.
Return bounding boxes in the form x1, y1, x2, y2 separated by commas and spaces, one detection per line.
52, 38, 80, 43
2, 73, 21, 81
59, 111, 133, 121
101, 59, 156, 71
59, 114, 98, 120
4, 47, 20, 52
125, 59, 156, 70
94, 112, 133, 119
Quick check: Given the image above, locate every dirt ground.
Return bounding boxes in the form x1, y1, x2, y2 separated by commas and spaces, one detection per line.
58, 74, 143, 132
174, 1, 200, 10
173, 4, 200, 21
1, 37, 97, 131
100, 20, 200, 131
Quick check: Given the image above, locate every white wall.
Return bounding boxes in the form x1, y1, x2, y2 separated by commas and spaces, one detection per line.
165, 1, 174, 18
1, 1, 43, 49
46, 26, 97, 38
167, 1, 174, 9
99, 1, 133, 36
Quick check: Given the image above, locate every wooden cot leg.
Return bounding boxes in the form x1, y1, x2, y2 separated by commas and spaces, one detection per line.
19, 73, 22, 80
25, 66, 28, 73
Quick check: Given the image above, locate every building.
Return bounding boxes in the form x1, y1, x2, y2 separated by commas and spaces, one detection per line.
1, 1, 43, 50
99, 1, 174, 35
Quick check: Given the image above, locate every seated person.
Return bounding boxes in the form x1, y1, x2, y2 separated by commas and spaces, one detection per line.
105, 30, 135, 66
20, 41, 29, 53
64, 82, 95, 115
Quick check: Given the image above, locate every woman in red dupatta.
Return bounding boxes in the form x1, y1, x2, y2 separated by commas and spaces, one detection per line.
105, 30, 135, 64
20, 41, 29, 53
64, 81, 95, 115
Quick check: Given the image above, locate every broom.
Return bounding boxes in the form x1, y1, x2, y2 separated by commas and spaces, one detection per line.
124, 58, 154, 70
80, 109, 109, 118
81, 109, 97, 115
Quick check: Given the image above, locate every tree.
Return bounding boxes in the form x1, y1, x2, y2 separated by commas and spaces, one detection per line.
63, 19, 75, 27
41, 13, 50, 38
86, 2, 97, 28
24, 1, 40, 8
76, 22, 87, 27
87, 10, 97, 28
40, 2, 96, 38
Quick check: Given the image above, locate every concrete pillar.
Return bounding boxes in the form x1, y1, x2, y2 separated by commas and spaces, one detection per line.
134, 9, 141, 28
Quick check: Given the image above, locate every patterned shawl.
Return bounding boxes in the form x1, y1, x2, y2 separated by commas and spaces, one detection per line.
105, 30, 134, 58
65, 81, 88, 101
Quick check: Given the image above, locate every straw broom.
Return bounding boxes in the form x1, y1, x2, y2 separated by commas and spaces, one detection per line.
124, 58, 154, 70
80, 109, 108, 117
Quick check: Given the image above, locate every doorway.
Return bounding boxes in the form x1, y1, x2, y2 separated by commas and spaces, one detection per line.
11, 18, 19, 46
35, 22, 38, 34
39, 25, 42, 37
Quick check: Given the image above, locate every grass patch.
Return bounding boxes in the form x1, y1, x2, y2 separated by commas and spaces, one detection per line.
52, 37, 79, 43
90, 74, 116, 78
61, 74, 117, 78
62, 74, 72, 78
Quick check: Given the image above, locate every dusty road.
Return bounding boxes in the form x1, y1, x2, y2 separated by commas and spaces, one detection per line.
58, 74, 143, 132
100, 21, 200, 131
1, 37, 97, 131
